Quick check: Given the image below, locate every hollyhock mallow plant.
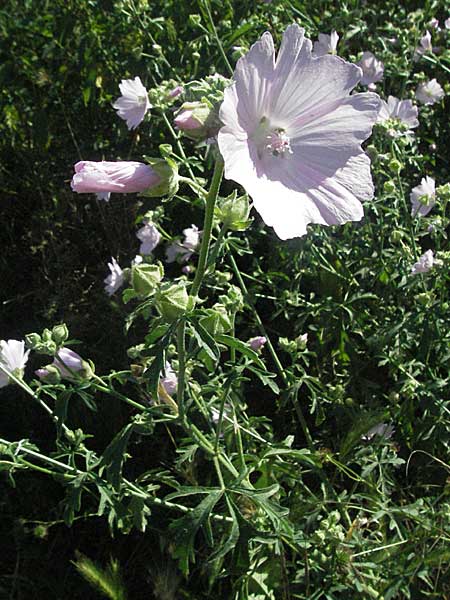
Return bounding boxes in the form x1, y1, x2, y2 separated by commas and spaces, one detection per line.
410, 176, 436, 216
313, 31, 339, 57
113, 76, 152, 130
0, 339, 30, 387
411, 249, 436, 275
357, 51, 384, 86
71, 161, 160, 195
104, 257, 124, 295
160, 362, 178, 397
218, 24, 380, 239
377, 96, 419, 135
136, 222, 161, 255
415, 79, 444, 105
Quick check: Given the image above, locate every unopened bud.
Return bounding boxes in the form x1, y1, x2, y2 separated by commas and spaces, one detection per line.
156, 282, 191, 322
140, 157, 179, 198
131, 263, 164, 297
52, 323, 69, 345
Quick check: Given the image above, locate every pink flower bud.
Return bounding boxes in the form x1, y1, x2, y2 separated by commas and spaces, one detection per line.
174, 110, 203, 131
71, 161, 160, 194
248, 336, 267, 351
169, 85, 184, 98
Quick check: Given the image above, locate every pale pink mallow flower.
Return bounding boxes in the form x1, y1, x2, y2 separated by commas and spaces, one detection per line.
248, 336, 267, 351
36, 348, 85, 381
71, 161, 160, 194
414, 31, 433, 60
445, 17, 450, 29
159, 362, 178, 397
166, 225, 201, 263
410, 176, 436, 217
362, 422, 395, 441
411, 249, 435, 275
415, 79, 445, 105
377, 96, 419, 133
113, 76, 152, 130
104, 257, 124, 295
136, 222, 161, 255
429, 18, 439, 30
357, 51, 384, 86
218, 24, 380, 239
313, 31, 339, 56
0, 340, 30, 388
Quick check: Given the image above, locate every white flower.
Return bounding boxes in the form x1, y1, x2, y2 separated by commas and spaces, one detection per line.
410, 176, 436, 217
104, 257, 124, 295
357, 51, 384, 86
313, 31, 339, 57
166, 225, 201, 263
136, 222, 161, 255
411, 249, 435, 275
415, 79, 445, 105
429, 18, 440, 30
0, 340, 30, 388
377, 96, 419, 136
113, 76, 152, 130
218, 24, 380, 240
96, 192, 111, 202
445, 17, 450, 29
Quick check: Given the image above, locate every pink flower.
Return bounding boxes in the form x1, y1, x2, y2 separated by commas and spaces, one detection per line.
36, 348, 88, 381
410, 176, 436, 217
411, 250, 435, 275
166, 225, 201, 262
415, 79, 444, 105
136, 222, 161, 255
0, 340, 30, 388
428, 18, 439, 30
445, 17, 450, 29
71, 161, 160, 194
113, 76, 152, 130
169, 85, 184, 98
104, 257, 124, 295
248, 336, 267, 351
357, 51, 384, 86
218, 24, 380, 239
377, 96, 419, 134
313, 31, 339, 57
159, 362, 177, 397
414, 30, 433, 60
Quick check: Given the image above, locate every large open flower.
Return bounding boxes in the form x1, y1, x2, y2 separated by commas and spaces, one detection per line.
218, 24, 380, 239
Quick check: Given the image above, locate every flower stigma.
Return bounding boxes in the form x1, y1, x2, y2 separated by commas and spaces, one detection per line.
253, 117, 293, 159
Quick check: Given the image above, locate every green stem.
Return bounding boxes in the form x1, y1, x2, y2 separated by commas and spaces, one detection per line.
190, 155, 224, 299
176, 320, 187, 418
91, 375, 147, 412
201, 0, 234, 76
228, 254, 315, 448
0, 365, 70, 434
